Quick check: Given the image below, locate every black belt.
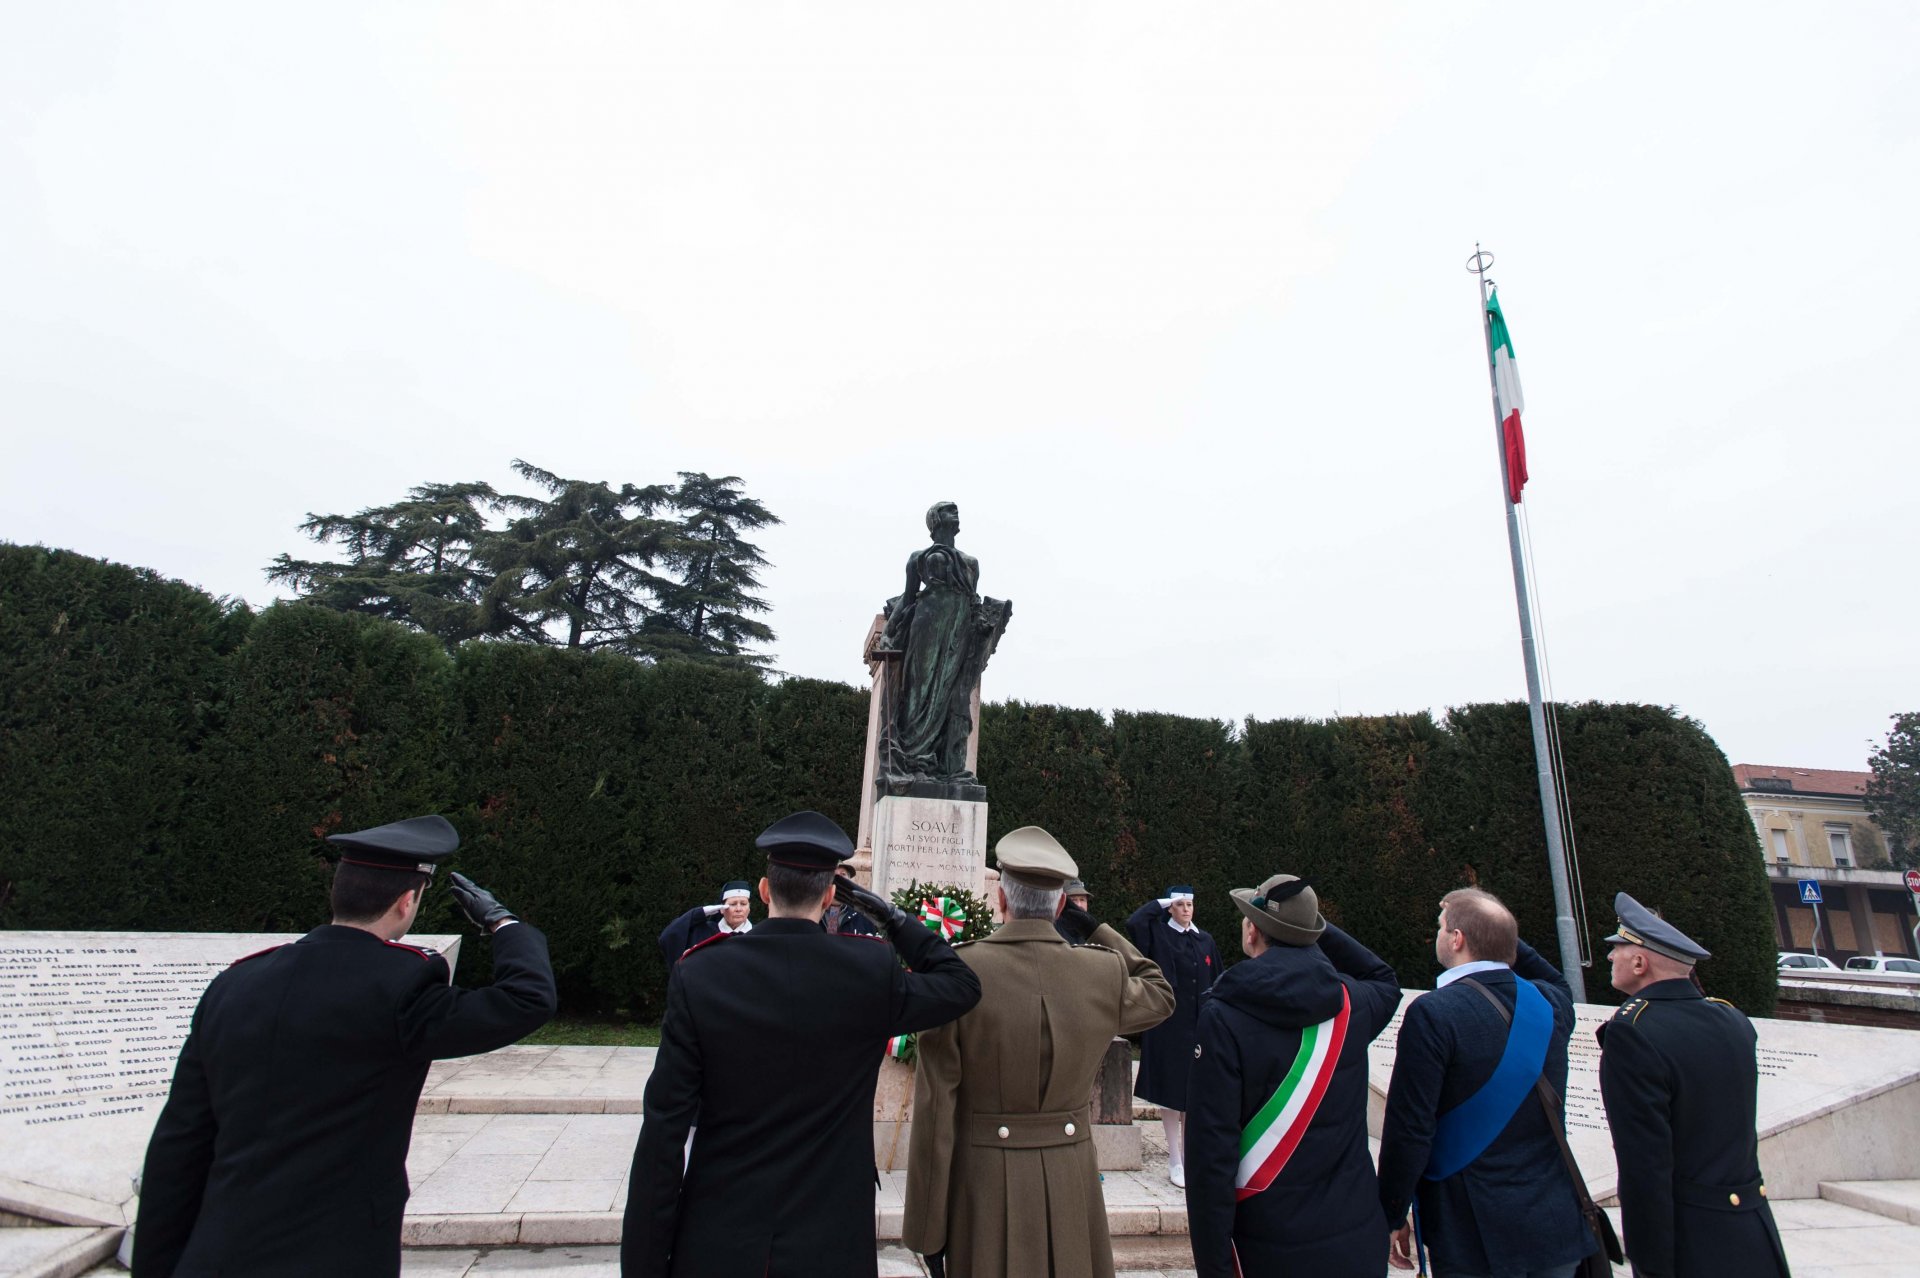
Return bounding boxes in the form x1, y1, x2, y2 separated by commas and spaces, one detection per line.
1675, 1177, 1768, 1211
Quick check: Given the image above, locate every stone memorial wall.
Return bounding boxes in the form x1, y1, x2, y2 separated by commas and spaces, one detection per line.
0, 930, 458, 1224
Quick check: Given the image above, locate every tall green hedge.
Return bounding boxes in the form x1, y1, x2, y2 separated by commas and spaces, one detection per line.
0, 548, 248, 929
0, 544, 1778, 1015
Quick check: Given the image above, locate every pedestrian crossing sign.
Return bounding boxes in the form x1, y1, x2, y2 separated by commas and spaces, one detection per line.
1798, 880, 1823, 905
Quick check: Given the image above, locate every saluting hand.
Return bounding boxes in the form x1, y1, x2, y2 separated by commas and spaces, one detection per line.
449, 872, 517, 933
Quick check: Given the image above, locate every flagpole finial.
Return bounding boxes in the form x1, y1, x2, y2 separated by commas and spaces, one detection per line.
1467, 248, 1494, 276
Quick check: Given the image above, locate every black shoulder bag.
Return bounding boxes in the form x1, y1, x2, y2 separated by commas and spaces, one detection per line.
1460, 978, 1624, 1277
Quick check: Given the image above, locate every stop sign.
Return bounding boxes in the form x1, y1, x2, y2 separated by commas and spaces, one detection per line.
1907, 868, 1920, 894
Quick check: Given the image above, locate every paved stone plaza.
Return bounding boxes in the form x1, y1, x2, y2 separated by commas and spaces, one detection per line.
11, 1030, 1920, 1276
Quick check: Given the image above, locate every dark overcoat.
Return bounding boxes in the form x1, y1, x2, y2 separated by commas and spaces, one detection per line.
1598, 977, 1791, 1278
620, 916, 981, 1278
1126, 901, 1219, 1109
1185, 925, 1399, 1278
1376, 942, 1600, 1275
133, 923, 557, 1278
656, 907, 722, 966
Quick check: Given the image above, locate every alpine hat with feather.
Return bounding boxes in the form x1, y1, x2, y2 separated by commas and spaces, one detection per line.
1230, 873, 1325, 947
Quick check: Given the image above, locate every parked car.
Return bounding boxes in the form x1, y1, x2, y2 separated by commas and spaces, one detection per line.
1777, 951, 1841, 971
1842, 956, 1920, 977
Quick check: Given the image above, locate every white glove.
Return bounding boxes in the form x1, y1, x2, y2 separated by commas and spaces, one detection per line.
702, 904, 726, 918
1156, 898, 1173, 909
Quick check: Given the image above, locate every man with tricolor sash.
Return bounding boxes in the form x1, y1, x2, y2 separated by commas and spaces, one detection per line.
1185, 873, 1401, 1277
1377, 888, 1602, 1278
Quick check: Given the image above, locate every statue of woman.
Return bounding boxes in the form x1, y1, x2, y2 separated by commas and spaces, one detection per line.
875, 502, 1008, 794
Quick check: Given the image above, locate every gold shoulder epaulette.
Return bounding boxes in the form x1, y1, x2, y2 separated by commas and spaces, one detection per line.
1613, 997, 1649, 1023
1705, 996, 1736, 1009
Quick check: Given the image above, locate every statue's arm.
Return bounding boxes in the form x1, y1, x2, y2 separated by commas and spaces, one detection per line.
881, 553, 922, 646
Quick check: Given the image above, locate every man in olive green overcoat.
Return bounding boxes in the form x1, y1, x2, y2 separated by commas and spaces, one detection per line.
903, 827, 1175, 1278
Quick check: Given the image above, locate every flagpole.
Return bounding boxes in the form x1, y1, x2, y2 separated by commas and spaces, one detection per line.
1471, 246, 1587, 1003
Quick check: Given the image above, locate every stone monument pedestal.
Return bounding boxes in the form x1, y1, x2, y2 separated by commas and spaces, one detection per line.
868, 794, 989, 900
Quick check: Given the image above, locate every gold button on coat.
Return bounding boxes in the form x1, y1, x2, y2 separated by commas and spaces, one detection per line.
1729, 1193, 1741, 1206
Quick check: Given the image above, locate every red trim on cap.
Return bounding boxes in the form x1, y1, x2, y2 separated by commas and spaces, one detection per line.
228, 944, 286, 967
679, 932, 738, 960
381, 939, 437, 961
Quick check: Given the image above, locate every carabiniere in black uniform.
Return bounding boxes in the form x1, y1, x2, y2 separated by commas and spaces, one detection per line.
133, 816, 558, 1278
621, 811, 981, 1278
1596, 893, 1790, 1278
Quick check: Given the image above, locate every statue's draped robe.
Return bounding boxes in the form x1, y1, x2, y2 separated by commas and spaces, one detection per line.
891, 545, 977, 778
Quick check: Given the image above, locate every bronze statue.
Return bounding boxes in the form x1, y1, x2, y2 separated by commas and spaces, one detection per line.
872, 502, 1011, 801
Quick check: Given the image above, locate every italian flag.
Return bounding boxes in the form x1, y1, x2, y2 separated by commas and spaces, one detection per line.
1488, 288, 1528, 504
1234, 987, 1351, 1200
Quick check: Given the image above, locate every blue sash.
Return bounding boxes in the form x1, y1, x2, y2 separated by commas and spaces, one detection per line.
1423, 975, 1553, 1181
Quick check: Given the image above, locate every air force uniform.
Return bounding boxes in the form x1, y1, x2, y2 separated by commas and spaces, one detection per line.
133, 817, 558, 1278
1598, 893, 1790, 1278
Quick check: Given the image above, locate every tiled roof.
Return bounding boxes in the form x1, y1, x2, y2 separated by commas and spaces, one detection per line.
1732, 764, 1870, 798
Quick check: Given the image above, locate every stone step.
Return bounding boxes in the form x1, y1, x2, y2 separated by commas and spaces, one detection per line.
392, 1241, 1199, 1278
396, 1112, 1189, 1249
0, 1225, 122, 1278
1818, 1179, 1920, 1225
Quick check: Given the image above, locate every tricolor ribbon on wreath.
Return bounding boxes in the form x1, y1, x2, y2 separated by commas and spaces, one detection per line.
918, 896, 967, 940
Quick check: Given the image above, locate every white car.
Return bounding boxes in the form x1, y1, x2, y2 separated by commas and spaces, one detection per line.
1777, 951, 1840, 971
1842, 956, 1920, 978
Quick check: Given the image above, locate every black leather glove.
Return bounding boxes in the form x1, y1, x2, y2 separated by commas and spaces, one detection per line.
834, 878, 915, 939
449, 872, 516, 932
1057, 904, 1099, 945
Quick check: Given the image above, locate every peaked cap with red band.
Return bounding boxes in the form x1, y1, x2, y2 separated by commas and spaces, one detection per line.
755, 810, 854, 871
326, 814, 459, 875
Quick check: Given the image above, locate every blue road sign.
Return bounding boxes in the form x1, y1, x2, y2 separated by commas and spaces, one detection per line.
1798, 880, 1823, 905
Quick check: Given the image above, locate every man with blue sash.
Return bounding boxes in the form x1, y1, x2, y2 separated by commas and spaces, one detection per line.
1378, 888, 1600, 1278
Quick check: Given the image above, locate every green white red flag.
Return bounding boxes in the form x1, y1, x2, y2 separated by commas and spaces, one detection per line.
1487, 288, 1528, 503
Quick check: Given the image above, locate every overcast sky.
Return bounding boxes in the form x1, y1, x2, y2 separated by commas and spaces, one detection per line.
4, 3, 1915, 772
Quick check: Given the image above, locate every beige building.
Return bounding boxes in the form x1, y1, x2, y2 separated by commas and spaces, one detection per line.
1735, 764, 1918, 962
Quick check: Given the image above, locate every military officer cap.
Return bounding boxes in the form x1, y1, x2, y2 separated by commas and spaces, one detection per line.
325, 815, 459, 876
993, 826, 1079, 889
720, 881, 752, 901
1604, 891, 1712, 964
755, 811, 854, 871
1231, 873, 1326, 947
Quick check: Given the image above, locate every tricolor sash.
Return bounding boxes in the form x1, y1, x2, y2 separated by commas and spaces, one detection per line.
1235, 986, 1351, 1200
